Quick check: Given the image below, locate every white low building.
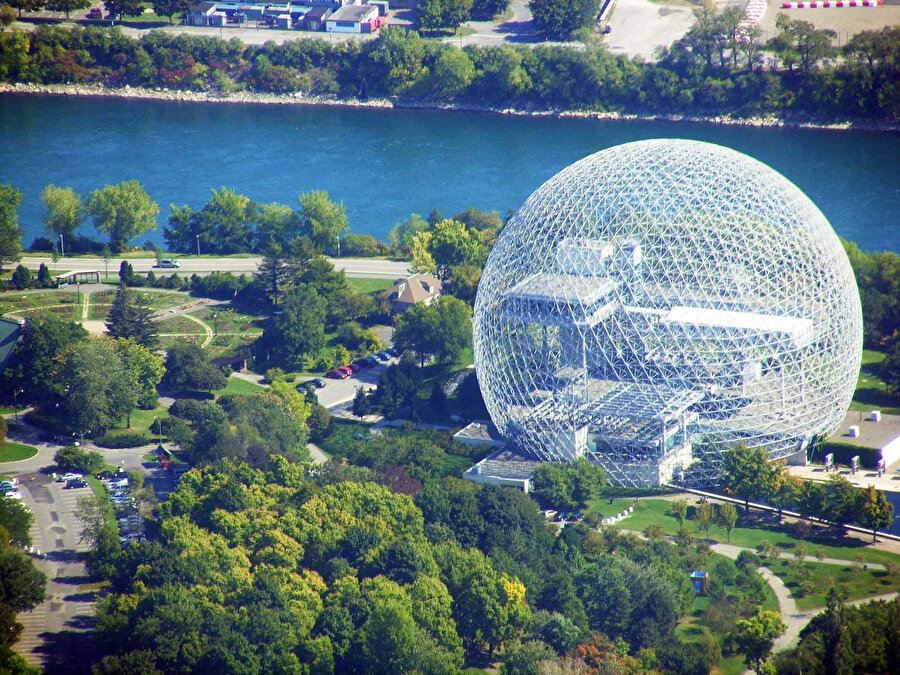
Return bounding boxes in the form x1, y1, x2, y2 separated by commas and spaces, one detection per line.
325, 4, 379, 33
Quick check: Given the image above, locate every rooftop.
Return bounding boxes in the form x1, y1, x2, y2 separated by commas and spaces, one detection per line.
464, 448, 544, 481
663, 306, 813, 347
505, 273, 617, 306
827, 410, 900, 451
327, 4, 376, 21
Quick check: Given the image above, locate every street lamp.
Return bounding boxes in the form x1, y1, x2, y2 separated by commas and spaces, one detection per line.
103, 253, 109, 279
196, 234, 201, 257
12, 388, 23, 423
213, 312, 218, 337
153, 416, 163, 445
59, 233, 65, 258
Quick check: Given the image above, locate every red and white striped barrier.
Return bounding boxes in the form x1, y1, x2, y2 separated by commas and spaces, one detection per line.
781, 0, 880, 7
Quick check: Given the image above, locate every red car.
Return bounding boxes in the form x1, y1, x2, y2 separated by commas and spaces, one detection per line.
338, 366, 353, 377
326, 369, 346, 379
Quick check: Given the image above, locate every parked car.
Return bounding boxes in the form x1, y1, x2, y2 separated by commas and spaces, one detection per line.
0, 481, 19, 493
338, 365, 353, 377
0, 477, 19, 488
326, 369, 345, 379
65, 478, 88, 489
86, 7, 103, 19
57, 472, 84, 483
375, 352, 390, 362
96, 471, 117, 480
3, 490, 23, 500
386, 347, 399, 357
348, 362, 362, 373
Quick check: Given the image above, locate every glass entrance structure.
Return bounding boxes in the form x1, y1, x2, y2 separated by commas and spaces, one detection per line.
473, 140, 862, 487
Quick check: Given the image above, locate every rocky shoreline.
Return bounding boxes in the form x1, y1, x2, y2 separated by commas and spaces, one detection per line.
2, 81, 899, 132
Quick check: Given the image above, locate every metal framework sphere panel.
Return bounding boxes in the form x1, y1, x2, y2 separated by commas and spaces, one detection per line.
472, 139, 862, 487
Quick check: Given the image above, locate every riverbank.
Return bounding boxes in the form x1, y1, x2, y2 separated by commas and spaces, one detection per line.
4, 82, 899, 133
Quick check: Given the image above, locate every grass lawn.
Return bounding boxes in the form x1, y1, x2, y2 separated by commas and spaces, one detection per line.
765, 557, 900, 610
317, 418, 374, 458
852, 349, 900, 415
101, 403, 169, 441
140, 291, 190, 310
347, 278, 394, 294
585, 497, 900, 567
215, 376, 265, 397
0, 440, 39, 462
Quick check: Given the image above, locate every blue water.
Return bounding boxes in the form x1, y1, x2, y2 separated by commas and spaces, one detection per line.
1, 93, 898, 252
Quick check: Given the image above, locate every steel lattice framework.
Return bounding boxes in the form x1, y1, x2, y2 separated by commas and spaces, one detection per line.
473, 139, 862, 487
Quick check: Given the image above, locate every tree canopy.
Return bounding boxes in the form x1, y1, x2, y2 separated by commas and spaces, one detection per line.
85, 180, 159, 252
0, 184, 22, 273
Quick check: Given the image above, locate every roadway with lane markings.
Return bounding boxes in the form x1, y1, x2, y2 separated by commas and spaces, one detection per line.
20, 256, 410, 279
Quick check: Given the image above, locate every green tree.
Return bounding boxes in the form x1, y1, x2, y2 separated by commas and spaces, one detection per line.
298, 190, 348, 255
151, 0, 191, 22
502, 640, 555, 675
44, 0, 88, 18
363, 27, 426, 97
721, 444, 777, 512
40, 184, 82, 240
717, 502, 737, 542
54, 444, 105, 474
393, 296, 472, 367
471, 0, 509, 19
1, 316, 86, 405
0, 5, 15, 31
694, 501, 714, 539
10, 264, 31, 290
257, 284, 326, 369
388, 213, 429, 253
767, 15, 835, 74
530, 0, 600, 39
668, 499, 688, 525
115, 338, 164, 410
430, 47, 475, 98
0, 545, 46, 652
37, 262, 53, 288
6, 0, 41, 19
733, 607, 785, 675
85, 181, 159, 252
162, 342, 226, 393
103, 0, 142, 20
59, 337, 135, 435
352, 386, 372, 419
0, 185, 22, 273
530, 458, 607, 511
256, 238, 289, 309
106, 284, 158, 348
858, 484, 893, 542
414, 218, 486, 280
0, 498, 33, 548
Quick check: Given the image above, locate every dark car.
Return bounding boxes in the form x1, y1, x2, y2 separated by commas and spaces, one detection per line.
310, 378, 326, 388
386, 347, 399, 357
348, 362, 362, 373
65, 478, 88, 489
96, 471, 116, 480
375, 352, 390, 362
326, 369, 344, 379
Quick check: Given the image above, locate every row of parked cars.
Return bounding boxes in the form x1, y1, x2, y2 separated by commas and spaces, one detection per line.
1, 477, 23, 502
97, 471, 145, 547
324, 347, 400, 380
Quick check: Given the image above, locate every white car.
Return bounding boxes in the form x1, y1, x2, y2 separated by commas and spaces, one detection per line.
57, 472, 84, 483
0, 477, 19, 488
3, 490, 23, 500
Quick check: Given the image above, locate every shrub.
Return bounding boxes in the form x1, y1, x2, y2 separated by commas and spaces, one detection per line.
93, 432, 152, 448
54, 445, 105, 473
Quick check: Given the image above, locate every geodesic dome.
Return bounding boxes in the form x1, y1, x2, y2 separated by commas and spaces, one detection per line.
473, 139, 862, 487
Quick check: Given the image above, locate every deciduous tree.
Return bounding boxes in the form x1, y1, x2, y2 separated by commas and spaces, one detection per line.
297, 190, 348, 255
721, 444, 777, 512
733, 607, 785, 675
0, 185, 22, 274
717, 502, 737, 542
45, 0, 89, 18
858, 484, 893, 542
85, 181, 159, 252
40, 184, 82, 239
162, 342, 226, 393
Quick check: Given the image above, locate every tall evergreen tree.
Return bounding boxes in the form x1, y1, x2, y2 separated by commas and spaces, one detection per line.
256, 238, 289, 309
106, 284, 158, 348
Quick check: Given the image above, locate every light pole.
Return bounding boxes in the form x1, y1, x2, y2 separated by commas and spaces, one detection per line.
103, 254, 109, 279
59, 233, 65, 258
337, 233, 341, 258
12, 389, 23, 423
196, 234, 201, 257
153, 416, 163, 445
213, 312, 218, 337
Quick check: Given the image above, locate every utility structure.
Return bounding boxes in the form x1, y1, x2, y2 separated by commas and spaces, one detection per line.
472, 140, 862, 487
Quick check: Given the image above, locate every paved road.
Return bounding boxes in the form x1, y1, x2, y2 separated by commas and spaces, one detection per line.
20, 256, 410, 279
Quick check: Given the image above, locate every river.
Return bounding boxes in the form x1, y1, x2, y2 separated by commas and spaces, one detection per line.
1, 93, 898, 252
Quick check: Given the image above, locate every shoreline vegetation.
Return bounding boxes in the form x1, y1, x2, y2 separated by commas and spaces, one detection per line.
4, 82, 900, 133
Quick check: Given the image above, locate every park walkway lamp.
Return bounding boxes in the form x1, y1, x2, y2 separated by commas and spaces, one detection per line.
472, 140, 862, 487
